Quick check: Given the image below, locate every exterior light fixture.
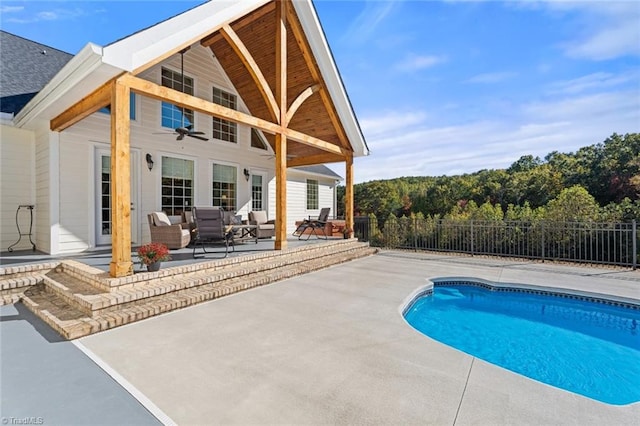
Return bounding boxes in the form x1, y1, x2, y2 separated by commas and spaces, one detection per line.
243, 168, 250, 181
145, 153, 154, 171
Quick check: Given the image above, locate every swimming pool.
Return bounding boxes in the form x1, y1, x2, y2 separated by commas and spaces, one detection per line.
403, 279, 640, 405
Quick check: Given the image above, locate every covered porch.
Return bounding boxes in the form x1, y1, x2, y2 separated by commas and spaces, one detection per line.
39, 0, 367, 278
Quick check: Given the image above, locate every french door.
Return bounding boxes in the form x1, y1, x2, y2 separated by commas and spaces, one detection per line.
249, 171, 266, 212
95, 148, 139, 246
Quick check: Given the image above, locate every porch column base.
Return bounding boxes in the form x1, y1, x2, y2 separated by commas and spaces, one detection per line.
109, 261, 133, 277
274, 240, 287, 251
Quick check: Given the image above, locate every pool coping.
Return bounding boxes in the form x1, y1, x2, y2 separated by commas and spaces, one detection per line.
401, 276, 640, 316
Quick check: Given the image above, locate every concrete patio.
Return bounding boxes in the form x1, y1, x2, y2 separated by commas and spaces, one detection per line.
2, 251, 639, 425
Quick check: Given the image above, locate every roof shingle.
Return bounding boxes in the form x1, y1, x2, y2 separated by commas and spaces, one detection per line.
0, 30, 72, 115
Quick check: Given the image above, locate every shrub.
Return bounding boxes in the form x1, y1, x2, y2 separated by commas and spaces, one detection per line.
136, 242, 171, 265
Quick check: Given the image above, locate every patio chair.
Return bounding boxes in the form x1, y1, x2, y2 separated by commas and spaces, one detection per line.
292, 207, 330, 240
191, 206, 235, 258
248, 210, 275, 238
147, 212, 190, 249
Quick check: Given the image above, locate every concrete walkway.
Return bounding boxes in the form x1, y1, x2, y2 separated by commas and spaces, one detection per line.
0, 303, 164, 425
74, 251, 639, 425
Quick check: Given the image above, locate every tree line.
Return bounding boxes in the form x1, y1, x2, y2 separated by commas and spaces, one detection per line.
338, 133, 640, 223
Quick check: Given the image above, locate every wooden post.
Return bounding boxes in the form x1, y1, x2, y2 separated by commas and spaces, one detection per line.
274, 0, 288, 251
109, 78, 133, 277
275, 134, 287, 250
345, 153, 354, 238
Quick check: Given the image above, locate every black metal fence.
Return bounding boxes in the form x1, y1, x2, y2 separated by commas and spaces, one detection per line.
354, 216, 638, 268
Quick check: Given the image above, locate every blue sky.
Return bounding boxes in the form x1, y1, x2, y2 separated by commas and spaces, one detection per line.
1, 0, 639, 183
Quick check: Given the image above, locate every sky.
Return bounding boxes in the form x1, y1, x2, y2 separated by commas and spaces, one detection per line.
1, 0, 639, 183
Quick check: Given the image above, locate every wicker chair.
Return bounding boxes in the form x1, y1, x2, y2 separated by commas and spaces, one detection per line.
248, 210, 275, 238
147, 212, 190, 249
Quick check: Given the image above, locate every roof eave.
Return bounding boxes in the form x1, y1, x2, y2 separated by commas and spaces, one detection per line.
290, 166, 343, 181
14, 42, 109, 129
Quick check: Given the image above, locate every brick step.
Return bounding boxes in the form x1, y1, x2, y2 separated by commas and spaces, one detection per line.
0, 263, 57, 291
21, 284, 88, 339
41, 239, 370, 316
0, 263, 57, 306
1, 287, 31, 306
21, 243, 377, 339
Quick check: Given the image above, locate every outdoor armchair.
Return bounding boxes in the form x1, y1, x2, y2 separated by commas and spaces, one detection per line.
147, 212, 190, 249
248, 210, 276, 238
191, 206, 235, 258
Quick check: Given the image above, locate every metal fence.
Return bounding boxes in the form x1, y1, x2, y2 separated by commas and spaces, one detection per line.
354, 217, 638, 269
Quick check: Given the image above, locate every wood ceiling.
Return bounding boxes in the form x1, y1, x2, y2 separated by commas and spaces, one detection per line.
201, 1, 351, 166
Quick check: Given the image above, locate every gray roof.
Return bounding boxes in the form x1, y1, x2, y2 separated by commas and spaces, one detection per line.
293, 165, 342, 180
0, 30, 73, 115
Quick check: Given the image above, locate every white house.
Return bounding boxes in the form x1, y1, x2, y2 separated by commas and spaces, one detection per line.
0, 0, 368, 276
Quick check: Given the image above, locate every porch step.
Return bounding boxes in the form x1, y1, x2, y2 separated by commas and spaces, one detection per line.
0, 262, 57, 306
18, 239, 377, 339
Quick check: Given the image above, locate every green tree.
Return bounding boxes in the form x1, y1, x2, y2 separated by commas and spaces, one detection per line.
544, 185, 601, 222
507, 155, 542, 173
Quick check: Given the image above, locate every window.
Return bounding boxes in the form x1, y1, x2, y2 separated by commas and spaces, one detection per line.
161, 156, 194, 215
212, 87, 237, 143
251, 128, 268, 150
161, 67, 194, 129
306, 179, 319, 210
251, 174, 263, 211
213, 163, 237, 211
98, 93, 137, 120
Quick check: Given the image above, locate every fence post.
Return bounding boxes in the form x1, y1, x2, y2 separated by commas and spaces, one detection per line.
470, 220, 475, 256
413, 216, 418, 252
541, 222, 545, 263
633, 219, 637, 270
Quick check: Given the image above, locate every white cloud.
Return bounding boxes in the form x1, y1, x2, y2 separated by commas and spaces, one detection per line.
394, 54, 448, 72
0, 6, 23, 13
546, 1, 640, 60
464, 71, 517, 84
546, 71, 635, 95
565, 20, 640, 60
5, 7, 87, 24
343, 0, 399, 45
359, 111, 429, 139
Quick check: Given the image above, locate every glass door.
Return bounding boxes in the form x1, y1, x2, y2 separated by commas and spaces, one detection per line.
95, 148, 139, 245
250, 172, 265, 212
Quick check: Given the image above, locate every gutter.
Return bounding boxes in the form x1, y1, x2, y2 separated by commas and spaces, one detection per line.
0, 112, 14, 125
14, 43, 107, 129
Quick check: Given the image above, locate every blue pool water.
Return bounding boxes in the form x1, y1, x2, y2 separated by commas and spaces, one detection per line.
404, 283, 640, 405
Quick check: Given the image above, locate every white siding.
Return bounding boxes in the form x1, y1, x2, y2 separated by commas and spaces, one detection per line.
0, 125, 35, 251
269, 171, 338, 235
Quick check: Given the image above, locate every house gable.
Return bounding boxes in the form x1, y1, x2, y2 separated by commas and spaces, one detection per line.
15, 0, 367, 165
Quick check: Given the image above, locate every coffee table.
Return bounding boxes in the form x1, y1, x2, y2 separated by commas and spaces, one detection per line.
231, 224, 258, 244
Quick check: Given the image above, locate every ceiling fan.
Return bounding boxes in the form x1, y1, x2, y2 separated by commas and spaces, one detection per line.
175, 124, 207, 141
167, 48, 208, 142
261, 153, 297, 160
